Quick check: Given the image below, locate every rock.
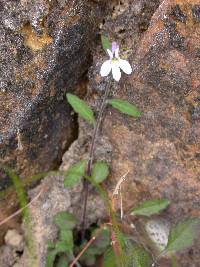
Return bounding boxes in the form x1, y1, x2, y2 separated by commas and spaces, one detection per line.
88, 0, 200, 265
0, 0, 107, 188
17, 124, 107, 267
0, 245, 20, 267
4, 229, 24, 250
0, 0, 108, 243
15, 1, 160, 266
13, 0, 200, 266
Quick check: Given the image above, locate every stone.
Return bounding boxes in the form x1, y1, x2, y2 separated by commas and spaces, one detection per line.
0, 0, 107, 187
17, 124, 107, 267
88, 0, 200, 265
0, 245, 20, 267
4, 229, 24, 250
11, 0, 200, 266
0, 0, 107, 243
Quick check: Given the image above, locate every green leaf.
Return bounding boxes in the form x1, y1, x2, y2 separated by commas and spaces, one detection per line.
45, 250, 58, 267
132, 245, 152, 267
102, 247, 116, 267
81, 228, 110, 265
101, 35, 111, 52
55, 241, 70, 253
91, 228, 111, 253
107, 99, 141, 117
64, 160, 87, 188
66, 93, 95, 124
91, 162, 109, 183
130, 199, 170, 217
165, 218, 199, 254
56, 255, 69, 267
59, 230, 74, 251
53, 211, 77, 230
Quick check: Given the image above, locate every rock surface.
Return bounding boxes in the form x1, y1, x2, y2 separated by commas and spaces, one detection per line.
0, 0, 107, 243
3, 0, 200, 266
4, 229, 24, 250
0, 0, 106, 186
89, 0, 200, 265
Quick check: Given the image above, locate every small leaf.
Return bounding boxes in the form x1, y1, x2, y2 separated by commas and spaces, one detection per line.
165, 218, 199, 254
45, 250, 58, 267
59, 230, 74, 251
131, 245, 152, 267
91, 228, 111, 253
130, 199, 170, 217
53, 211, 77, 230
101, 35, 111, 52
66, 93, 95, 124
55, 241, 70, 253
107, 99, 141, 117
64, 160, 87, 188
103, 247, 116, 267
91, 162, 109, 183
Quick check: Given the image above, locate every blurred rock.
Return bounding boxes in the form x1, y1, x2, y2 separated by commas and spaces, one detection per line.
4, 229, 24, 250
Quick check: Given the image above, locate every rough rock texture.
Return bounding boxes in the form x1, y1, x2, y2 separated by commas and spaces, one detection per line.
6, 0, 200, 266
16, 127, 108, 267
88, 0, 200, 265
0, 0, 107, 244
0, 0, 106, 186
13, 1, 162, 266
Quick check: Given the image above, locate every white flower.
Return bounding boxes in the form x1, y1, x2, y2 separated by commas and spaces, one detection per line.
100, 42, 132, 82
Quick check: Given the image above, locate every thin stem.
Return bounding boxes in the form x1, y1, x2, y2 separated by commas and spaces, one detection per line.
0, 185, 48, 227
81, 78, 112, 234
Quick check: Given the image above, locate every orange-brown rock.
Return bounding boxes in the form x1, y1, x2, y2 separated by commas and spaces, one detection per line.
88, 0, 200, 265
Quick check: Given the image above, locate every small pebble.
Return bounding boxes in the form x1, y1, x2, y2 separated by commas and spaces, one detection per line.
4, 229, 24, 249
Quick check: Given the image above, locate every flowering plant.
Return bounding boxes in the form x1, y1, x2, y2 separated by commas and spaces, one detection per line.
100, 41, 132, 82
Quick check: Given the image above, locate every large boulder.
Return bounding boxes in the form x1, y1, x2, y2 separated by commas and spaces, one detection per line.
89, 0, 200, 265
0, 0, 107, 242
0, 0, 106, 185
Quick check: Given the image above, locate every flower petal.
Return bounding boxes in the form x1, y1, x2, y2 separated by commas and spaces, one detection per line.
112, 63, 121, 82
112, 42, 118, 54
107, 49, 113, 59
100, 60, 112, 77
115, 47, 119, 58
119, 59, 132, 74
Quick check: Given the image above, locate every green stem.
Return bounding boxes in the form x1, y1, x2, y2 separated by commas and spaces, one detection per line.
81, 78, 112, 234
84, 175, 126, 267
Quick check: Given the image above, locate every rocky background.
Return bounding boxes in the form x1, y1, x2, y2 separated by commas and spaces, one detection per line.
0, 0, 200, 266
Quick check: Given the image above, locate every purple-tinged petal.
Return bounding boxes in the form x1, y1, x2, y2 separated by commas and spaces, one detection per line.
112, 42, 118, 54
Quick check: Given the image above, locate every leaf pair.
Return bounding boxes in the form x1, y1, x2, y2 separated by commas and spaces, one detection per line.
64, 160, 109, 188
66, 94, 141, 126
